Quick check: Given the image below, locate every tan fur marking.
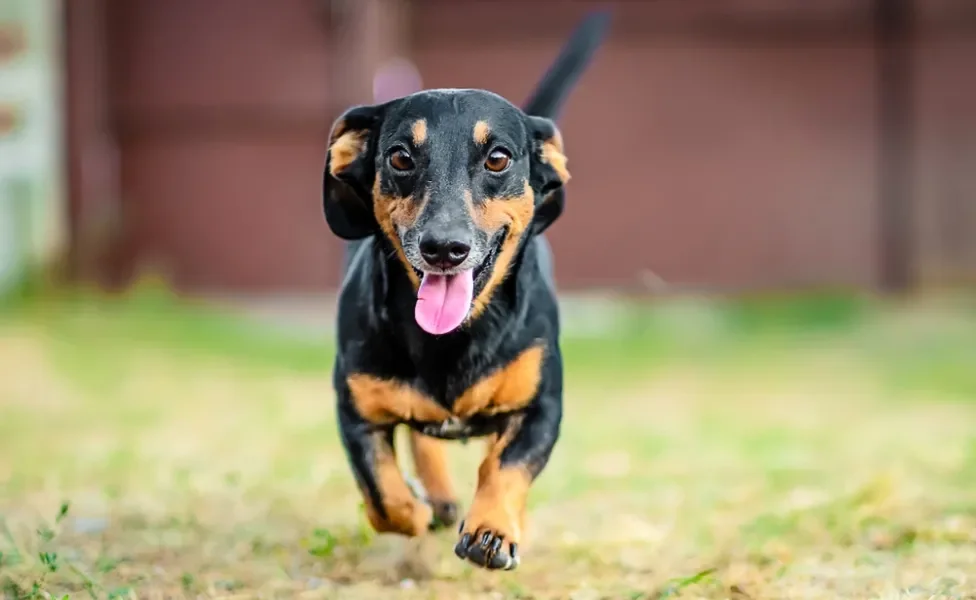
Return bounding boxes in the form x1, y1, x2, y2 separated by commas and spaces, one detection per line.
409, 431, 455, 503
347, 374, 453, 424
541, 132, 570, 183
452, 345, 545, 418
460, 421, 531, 544
372, 179, 423, 289
473, 120, 491, 145
328, 128, 369, 177
467, 180, 536, 318
361, 431, 433, 536
348, 343, 542, 426
411, 119, 428, 146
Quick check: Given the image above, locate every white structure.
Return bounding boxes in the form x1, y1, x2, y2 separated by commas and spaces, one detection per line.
0, 0, 64, 294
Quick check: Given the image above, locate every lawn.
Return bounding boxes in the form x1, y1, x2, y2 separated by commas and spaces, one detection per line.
1, 285, 975, 599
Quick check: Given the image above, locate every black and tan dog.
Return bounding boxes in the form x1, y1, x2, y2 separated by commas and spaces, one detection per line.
322, 13, 610, 571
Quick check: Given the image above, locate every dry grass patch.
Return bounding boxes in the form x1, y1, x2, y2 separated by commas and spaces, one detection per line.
1, 294, 975, 599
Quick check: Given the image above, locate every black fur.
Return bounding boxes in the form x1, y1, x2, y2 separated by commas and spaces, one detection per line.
322, 11, 610, 571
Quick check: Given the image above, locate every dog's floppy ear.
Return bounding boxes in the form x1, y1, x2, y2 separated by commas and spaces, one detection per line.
323, 104, 385, 240
525, 115, 570, 235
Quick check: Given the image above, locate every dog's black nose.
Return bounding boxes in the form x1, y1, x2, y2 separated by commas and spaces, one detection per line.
419, 234, 471, 269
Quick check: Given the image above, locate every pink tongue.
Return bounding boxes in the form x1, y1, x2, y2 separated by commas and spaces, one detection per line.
415, 270, 474, 335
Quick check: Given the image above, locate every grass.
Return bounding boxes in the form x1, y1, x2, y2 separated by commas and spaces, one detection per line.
1, 284, 975, 599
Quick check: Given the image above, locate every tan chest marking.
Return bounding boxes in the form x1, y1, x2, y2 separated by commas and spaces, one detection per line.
346, 375, 452, 425
451, 345, 546, 418
346, 345, 546, 424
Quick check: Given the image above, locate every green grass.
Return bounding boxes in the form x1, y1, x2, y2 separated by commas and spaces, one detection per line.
1, 286, 975, 599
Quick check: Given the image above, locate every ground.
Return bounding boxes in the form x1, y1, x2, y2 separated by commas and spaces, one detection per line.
1, 285, 975, 599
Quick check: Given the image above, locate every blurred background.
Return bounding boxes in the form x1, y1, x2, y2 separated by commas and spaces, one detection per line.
2, 1, 976, 598
2, 0, 974, 300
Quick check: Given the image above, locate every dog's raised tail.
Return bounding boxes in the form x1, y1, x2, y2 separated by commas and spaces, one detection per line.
521, 11, 612, 120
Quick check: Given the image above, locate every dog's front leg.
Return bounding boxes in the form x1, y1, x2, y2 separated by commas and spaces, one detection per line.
409, 431, 459, 529
337, 405, 433, 536
454, 396, 561, 571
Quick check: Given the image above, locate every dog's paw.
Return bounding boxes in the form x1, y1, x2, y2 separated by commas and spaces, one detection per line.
453, 519, 520, 571
428, 500, 459, 531
406, 476, 458, 532
363, 494, 433, 536
405, 476, 458, 531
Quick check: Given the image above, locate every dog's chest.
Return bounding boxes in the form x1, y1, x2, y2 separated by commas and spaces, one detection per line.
416, 415, 477, 440
435, 344, 545, 418
346, 345, 546, 429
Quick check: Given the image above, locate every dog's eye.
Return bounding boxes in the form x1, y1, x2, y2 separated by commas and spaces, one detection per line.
484, 149, 511, 173
389, 148, 415, 172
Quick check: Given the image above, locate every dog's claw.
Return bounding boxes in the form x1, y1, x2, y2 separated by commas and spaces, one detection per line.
490, 537, 502, 555
507, 543, 520, 570
454, 533, 473, 559
455, 530, 520, 571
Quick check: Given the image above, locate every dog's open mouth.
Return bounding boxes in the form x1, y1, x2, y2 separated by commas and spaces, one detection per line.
413, 228, 505, 336
472, 229, 504, 285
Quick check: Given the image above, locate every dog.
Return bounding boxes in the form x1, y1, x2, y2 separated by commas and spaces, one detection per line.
322, 12, 610, 572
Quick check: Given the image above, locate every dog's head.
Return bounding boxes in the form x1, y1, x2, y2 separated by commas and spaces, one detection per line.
323, 89, 570, 336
